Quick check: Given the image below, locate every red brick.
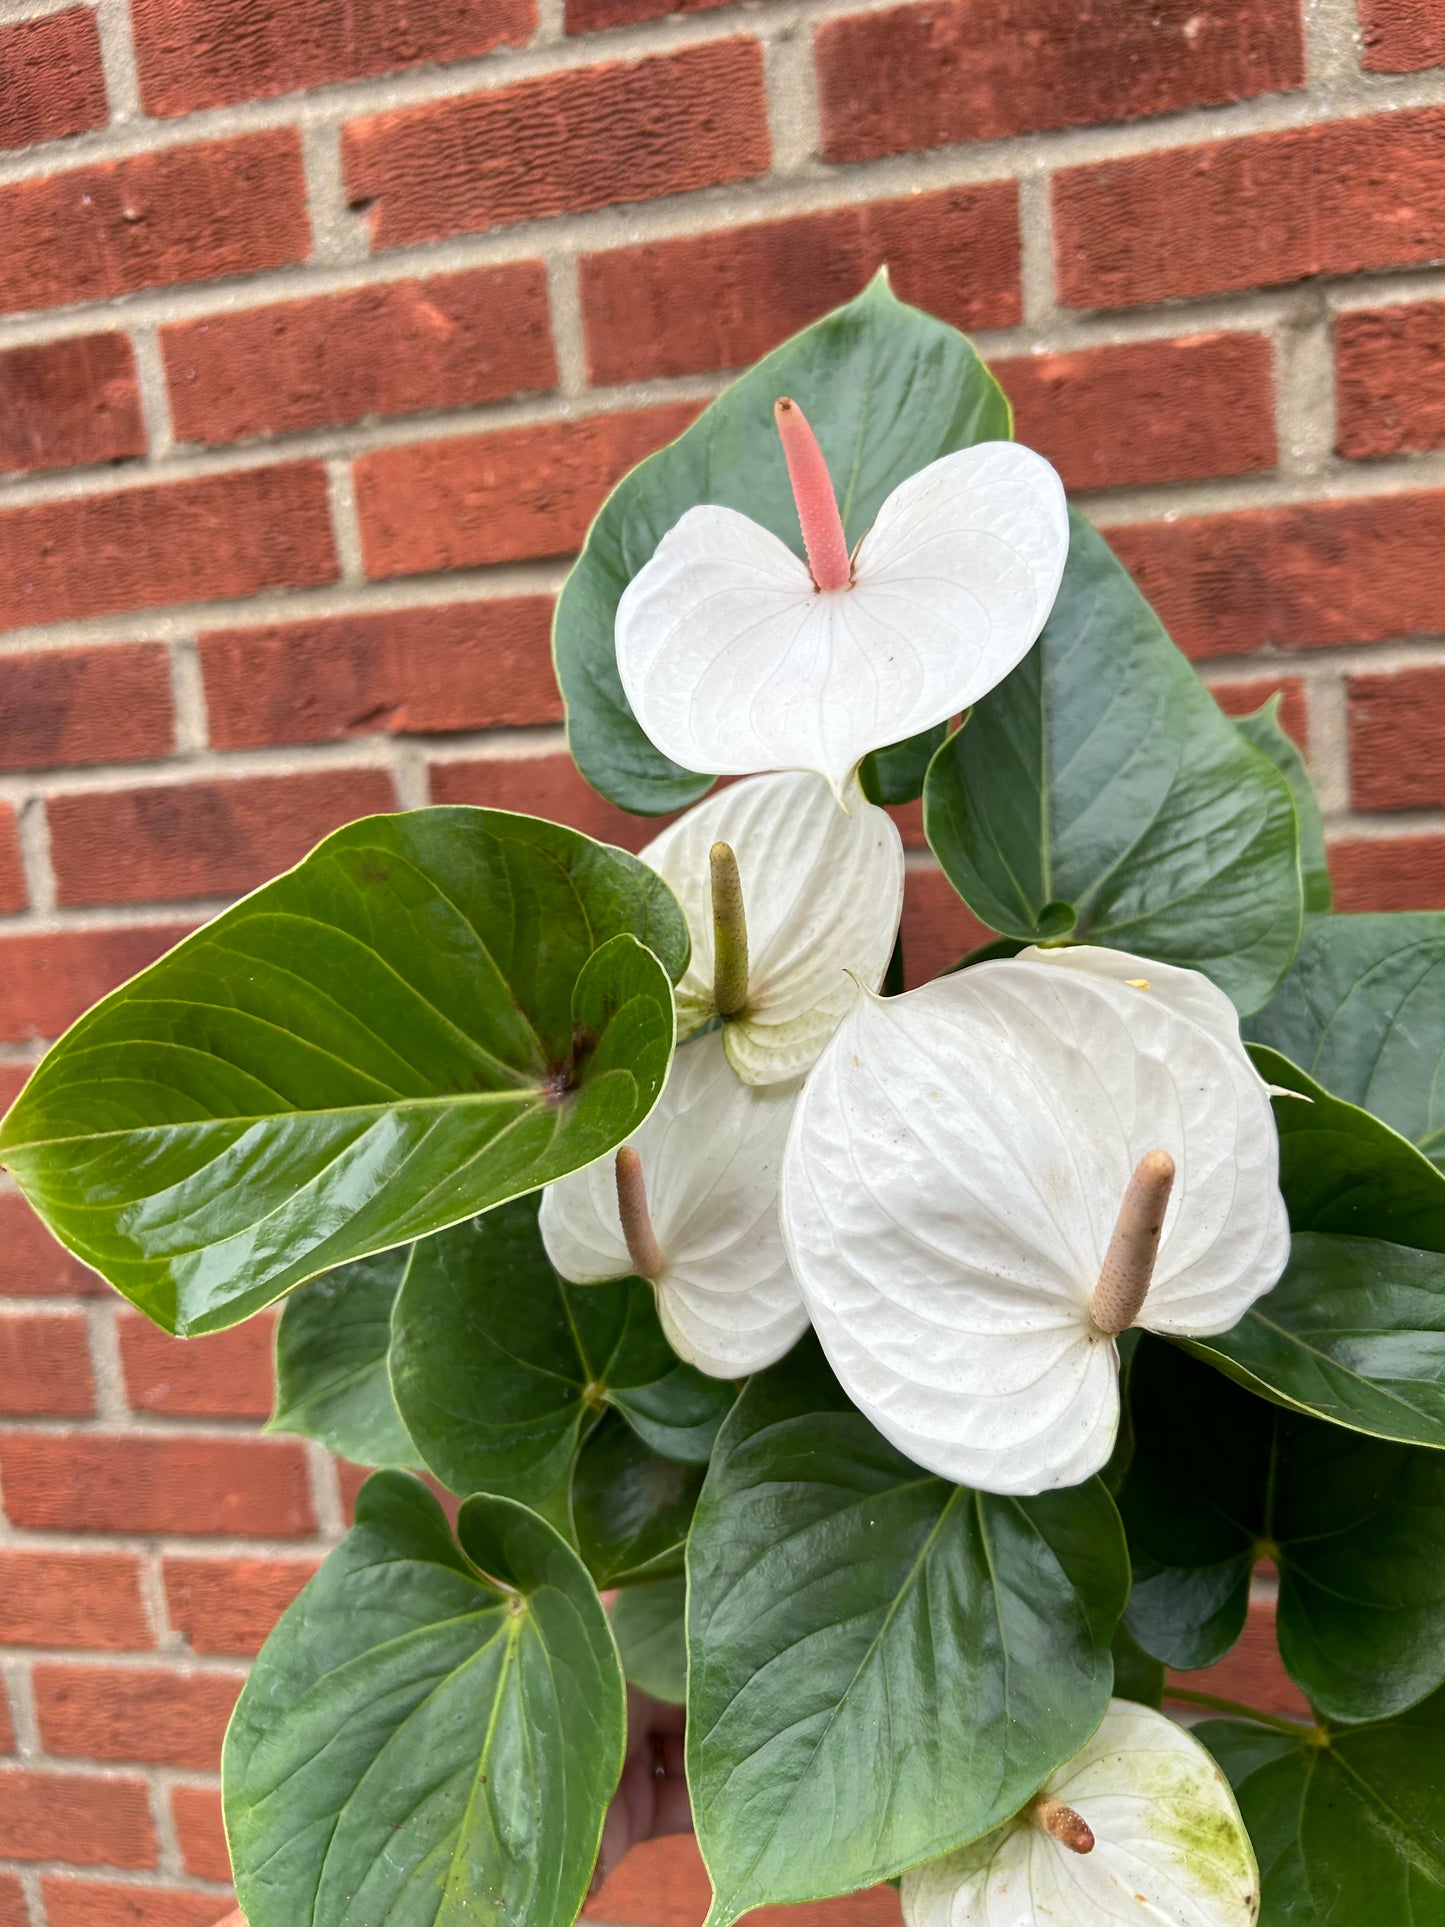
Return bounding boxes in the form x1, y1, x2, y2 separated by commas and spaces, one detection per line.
200, 598, 559, 750
0, 7, 107, 151
0, 1873, 22, 1927
0, 336, 145, 477
0, 131, 309, 318
1054, 109, 1445, 312
1209, 674, 1311, 753
580, 188, 1020, 386
171, 1786, 229, 1883
119, 1309, 275, 1419
0, 645, 173, 773
163, 1555, 318, 1656
343, 40, 770, 248
429, 751, 658, 851
815, 0, 1303, 164
592, 1834, 901, 1927
0, 804, 25, 914
0, 1688, 13, 1754
1348, 666, 1445, 811
0, 1310, 95, 1415
1336, 301, 1445, 459
134, 0, 535, 116
1330, 835, 1445, 911
1107, 493, 1445, 660
0, 1194, 104, 1299
900, 869, 993, 988
42, 1882, 229, 1927
48, 766, 396, 907
0, 1433, 315, 1536
34, 1664, 243, 1770
357, 403, 699, 579
1360, 0, 1445, 72
567, 0, 729, 30
998, 335, 1276, 492
1165, 1594, 1310, 1720
0, 1549, 152, 1650
0, 923, 195, 1047
164, 264, 557, 448
0, 1767, 156, 1867
0, 1066, 29, 1114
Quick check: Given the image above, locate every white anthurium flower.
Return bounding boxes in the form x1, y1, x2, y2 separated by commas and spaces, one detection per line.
780, 945, 1289, 1494
901, 1698, 1260, 1927
615, 398, 1070, 796
539, 1029, 807, 1379
640, 769, 905, 1086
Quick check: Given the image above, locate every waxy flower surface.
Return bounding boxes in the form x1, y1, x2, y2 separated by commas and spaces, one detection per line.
780, 945, 1290, 1494
616, 400, 1070, 795
641, 769, 904, 1086
901, 1698, 1260, 1927
540, 1030, 805, 1379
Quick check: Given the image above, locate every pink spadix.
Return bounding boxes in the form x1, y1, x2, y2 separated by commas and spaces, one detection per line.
774, 398, 852, 592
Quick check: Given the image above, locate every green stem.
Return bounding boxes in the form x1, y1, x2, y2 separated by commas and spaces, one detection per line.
1162, 1686, 1312, 1735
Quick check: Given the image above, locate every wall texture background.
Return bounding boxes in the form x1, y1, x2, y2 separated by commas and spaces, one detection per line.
0, 0, 1442, 1917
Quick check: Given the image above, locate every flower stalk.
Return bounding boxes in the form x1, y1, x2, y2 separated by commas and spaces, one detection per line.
1090, 1150, 1176, 1336
710, 840, 751, 1020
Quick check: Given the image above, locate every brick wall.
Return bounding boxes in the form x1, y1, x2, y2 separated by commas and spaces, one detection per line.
0, 0, 1441, 1919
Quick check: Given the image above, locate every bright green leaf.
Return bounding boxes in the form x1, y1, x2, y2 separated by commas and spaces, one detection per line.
269, 1250, 418, 1467
1232, 695, 1331, 913
922, 512, 1304, 1013
686, 1339, 1128, 1923
223, 1471, 625, 1927
0, 809, 686, 1334
555, 274, 1011, 815
572, 1409, 702, 1587
611, 1576, 687, 1704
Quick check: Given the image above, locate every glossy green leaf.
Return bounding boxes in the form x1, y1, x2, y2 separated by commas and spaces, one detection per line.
572, 1410, 702, 1587
686, 1339, 1128, 1923
269, 1249, 418, 1467
1122, 1341, 1445, 1723
0, 809, 686, 1335
1111, 1622, 1165, 1708
555, 273, 1012, 815
859, 723, 950, 808
922, 512, 1304, 1013
1233, 695, 1331, 914
611, 1576, 687, 1704
390, 1198, 735, 1511
1204, 1690, 1445, 1925
1248, 911, 1445, 1166
223, 1471, 625, 1927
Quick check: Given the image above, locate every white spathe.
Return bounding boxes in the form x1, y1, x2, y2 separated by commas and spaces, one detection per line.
615, 443, 1070, 796
540, 1029, 807, 1378
641, 770, 905, 1086
901, 1699, 1260, 1927
780, 945, 1289, 1494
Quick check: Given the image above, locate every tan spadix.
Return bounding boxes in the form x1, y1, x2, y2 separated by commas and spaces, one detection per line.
1031, 1797, 1095, 1856
1089, 1150, 1176, 1336
710, 841, 750, 1021
614, 1146, 663, 1283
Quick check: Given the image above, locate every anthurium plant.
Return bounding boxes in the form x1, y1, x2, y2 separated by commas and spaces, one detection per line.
6, 276, 1445, 1927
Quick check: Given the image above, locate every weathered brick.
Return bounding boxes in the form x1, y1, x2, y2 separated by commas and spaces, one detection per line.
1209, 674, 1310, 752
1330, 834, 1445, 910
0, 7, 108, 151
1359, 0, 1445, 72
1107, 493, 1445, 659
170, 1786, 229, 1882
0, 131, 309, 317
0, 924, 195, 1047
1054, 109, 1445, 311
34, 1663, 244, 1770
163, 1554, 318, 1656
48, 766, 396, 907
0, 1433, 315, 1535
0, 1067, 30, 1114
0, 1550, 152, 1650
0, 1873, 22, 1927
566, 0, 729, 31
1336, 301, 1445, 458
133, 0, 535, 115
0, 645, 173, 772
200, 599, 559, 749
899, 869, 993, 988
164, 263, 557, 447
1348, 666, 1445, 810
42, 1882, 228, 1927
0, 463, 336, 634
0, 1310, 95, 1415
356, 403, 699, 578
118, 1309, 275, 1419
342, 40, 770, 248
0, 336, 146, 477
580, 187, 1021, 385
998, 335, 1276, 491
0, 1768, 156, 1867
0, 1688, 13, 1754
0, 803, 25, 914
429, 751, 658, 851
0, 1194, 104, 1298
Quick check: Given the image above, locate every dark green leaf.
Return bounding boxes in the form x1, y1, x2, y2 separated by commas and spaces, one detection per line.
1233, 695, 1331, 914
1122, 1341, 1445, 1723
859, 723, 950, 808
224, 1471, 624, 1927
922, 512, 1304, 1013
611, 1577, 687, 1703
1112, 1622, 1166, 1708
555, 273, 1011, 815
686, 1339, 1128, 1922
572, 1410, 702, 1587
269, 1249, 417, 1467
0, 809, 686, 1333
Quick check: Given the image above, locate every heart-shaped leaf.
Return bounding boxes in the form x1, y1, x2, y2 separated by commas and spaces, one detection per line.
0, 809, 686, 1333
224, 1471, 625, 1927
686, 1339, 1128, 1923
922, 511, 1303, 1014
1232, 697, 1331, 914
554, 273, 1011, 816
390, 1198, 735, 1513
1122, 1340, 1445, 1724
572, 1410, 703, 1587
611, 1576, 687, 1703
269, 1250, 418, 1467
